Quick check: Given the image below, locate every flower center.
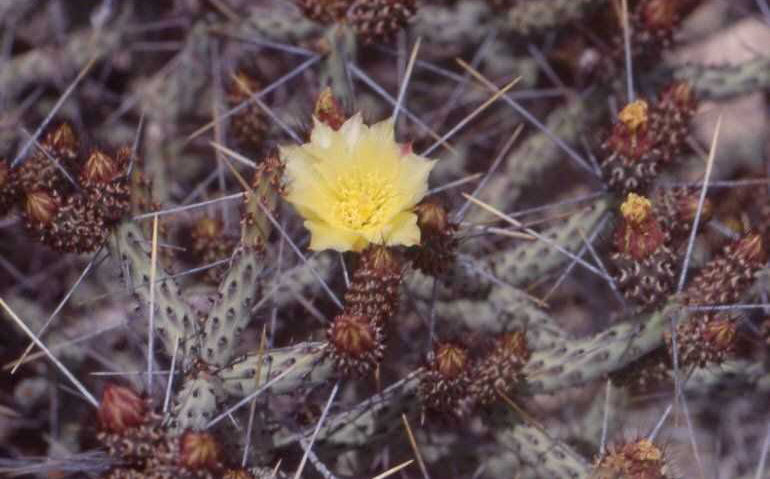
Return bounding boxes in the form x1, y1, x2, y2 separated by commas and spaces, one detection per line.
333, 170, 395, 231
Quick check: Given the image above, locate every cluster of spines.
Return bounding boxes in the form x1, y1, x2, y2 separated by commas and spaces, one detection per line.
668, 233, 766, 368
326, 245, 400, 376
295, 0, 417, 43
406, 199, 459, 277
418, 331, 530, 418
601, 82, 696, 195
609, 193, 679, 308
592, 438, 673, 479
0, 123, 132, 253
96, 384, 265, 479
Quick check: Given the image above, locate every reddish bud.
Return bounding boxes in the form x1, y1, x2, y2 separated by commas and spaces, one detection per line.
329, 314, 377, 358
98, 384, 147, 432
614, 193, 666, 260
180, 431, 221, 471
45, 123, 79, 161
82, 150, 118, 184
24, 190, 59, 224
433, 342, 469, 379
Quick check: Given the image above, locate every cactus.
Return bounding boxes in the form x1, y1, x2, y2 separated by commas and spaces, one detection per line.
3, 2, 770, 479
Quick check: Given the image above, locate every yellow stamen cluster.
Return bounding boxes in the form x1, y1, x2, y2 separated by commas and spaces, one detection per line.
618, 99, 649, 132
620, 192, 653, 225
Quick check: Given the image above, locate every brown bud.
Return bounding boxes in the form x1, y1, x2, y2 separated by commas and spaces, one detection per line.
180, 431, 221, 471
82, 150, 118, 184
329, 314, 377, 358
615, 193, 666, 260
414, 200, 450, 235
45, 123, 79, 161
98, 384, 147, 432
24, 190, 59, 224
433, 342, 468, 379
314, 87, 346, 130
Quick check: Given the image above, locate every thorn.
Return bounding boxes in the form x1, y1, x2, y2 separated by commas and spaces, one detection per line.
0, 298, 99, 408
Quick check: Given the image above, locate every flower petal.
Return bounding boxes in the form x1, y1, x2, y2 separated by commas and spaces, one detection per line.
339, 113, 364, 149
395, 154, 436, 209
306, 220, 366, 252
310, 117, 334, 149
384, 211, 421, 247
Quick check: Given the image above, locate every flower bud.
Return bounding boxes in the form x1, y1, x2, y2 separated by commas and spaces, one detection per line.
98, 384, 147, 432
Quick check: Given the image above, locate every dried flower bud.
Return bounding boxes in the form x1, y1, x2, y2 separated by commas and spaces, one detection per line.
44, 123, 79, 162
433, 342, 468, 379
614, 193, 666, 260
180, 431, 221, 471
327, 313, 384, 376
314, 87, 346, 130
593, 439, 670, 479
24, 190, 59, 224
82, 150, 118, 184
419, 341, 474, 418
98, 384, 147, 432
414, 200, 450, 235
471, 331, 530, 405
329, 314, 378, 358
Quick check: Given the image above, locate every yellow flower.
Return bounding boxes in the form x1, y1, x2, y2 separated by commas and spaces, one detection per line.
280, 114, 436, 252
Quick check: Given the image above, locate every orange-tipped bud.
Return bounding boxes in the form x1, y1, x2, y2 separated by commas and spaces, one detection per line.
82, 150, 118, 184
98, 384, 147, 432
434, 342, 469, 379
329, 314, 377, 358
24, 190, 59, 224
180, 431, 221, 471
